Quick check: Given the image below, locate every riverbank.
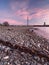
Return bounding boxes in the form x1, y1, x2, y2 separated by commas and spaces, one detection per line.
0, 26, 49, 65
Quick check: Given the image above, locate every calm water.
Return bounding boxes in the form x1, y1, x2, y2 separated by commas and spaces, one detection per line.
34, 27, 49, 39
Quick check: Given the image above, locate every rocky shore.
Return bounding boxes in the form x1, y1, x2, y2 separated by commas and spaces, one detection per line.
0, 26, 49, 65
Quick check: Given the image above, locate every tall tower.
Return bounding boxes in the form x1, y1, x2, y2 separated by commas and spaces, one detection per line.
44, 22, 46, 26
27, 16, 29, 26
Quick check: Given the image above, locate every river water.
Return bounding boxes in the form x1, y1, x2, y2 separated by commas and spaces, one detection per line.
34, 27, 49, 40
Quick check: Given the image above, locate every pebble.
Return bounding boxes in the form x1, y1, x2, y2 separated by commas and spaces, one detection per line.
0, 26, 49, 65
38, 43, 41, 47
3, 56, 9, 60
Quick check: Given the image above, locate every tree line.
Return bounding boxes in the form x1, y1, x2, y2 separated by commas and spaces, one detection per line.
0, 21, 9, 26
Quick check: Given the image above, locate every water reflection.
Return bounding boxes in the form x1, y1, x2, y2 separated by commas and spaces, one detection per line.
34, 27, 49, 39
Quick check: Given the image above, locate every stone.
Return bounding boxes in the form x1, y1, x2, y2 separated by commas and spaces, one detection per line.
38, 43, 41, 47
41, 58, 44, 63
3, 56, 9, 60
0, 62, 4, 65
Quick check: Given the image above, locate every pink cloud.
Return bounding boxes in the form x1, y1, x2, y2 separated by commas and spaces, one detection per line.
15, 8, 32, 20
31, 9, 49, 18
10, 1, 49, 25
15, 8, 49, 20
0, 19, 24, 25
10, 1, 30, 20
9, 0, 49, 23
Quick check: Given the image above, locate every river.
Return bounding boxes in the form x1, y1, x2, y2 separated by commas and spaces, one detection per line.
34, 27, 49, 40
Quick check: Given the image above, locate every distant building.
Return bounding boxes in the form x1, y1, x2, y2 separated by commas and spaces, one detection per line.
44, 22, 46, 26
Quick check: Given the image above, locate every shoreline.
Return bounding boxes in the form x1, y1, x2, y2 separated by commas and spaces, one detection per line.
0, 26, 49, 64
34, 27, 49, 40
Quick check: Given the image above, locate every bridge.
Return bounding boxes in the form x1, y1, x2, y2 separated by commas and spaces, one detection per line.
16, 25, 49, 27
32, 25, 49, 27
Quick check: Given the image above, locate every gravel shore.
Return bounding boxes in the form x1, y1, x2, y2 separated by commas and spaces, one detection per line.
0, 26, 49, 65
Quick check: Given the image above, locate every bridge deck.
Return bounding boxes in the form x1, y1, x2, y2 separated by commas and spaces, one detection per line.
29, 25, 49, 27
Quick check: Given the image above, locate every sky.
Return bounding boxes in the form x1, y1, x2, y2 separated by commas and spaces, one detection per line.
0, 0, 49, 25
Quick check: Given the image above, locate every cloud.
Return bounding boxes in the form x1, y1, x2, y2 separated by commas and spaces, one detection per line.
15, 8, 29, 19
0, 18, 24, 25
0, 0, 49, 25
28, 0, 49, 9
9, 0, 49, 20
15, 8, 49, 21
10, 0, 49, 10
34, 9, 49, 18
10, 0, 27, 11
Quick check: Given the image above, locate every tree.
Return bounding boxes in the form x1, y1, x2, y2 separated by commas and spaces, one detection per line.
3, 21, 9, 26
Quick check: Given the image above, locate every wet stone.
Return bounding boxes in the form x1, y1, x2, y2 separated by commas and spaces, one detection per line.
37, 63, 42, 65
44, 63, 47, 65
3, 56, 9, 60
0, 62, 4, 65
41, 58, 44, 63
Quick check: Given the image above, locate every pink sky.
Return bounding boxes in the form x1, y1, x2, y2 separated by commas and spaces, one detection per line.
0, 19, 24, 25
0, 0, 49, 25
